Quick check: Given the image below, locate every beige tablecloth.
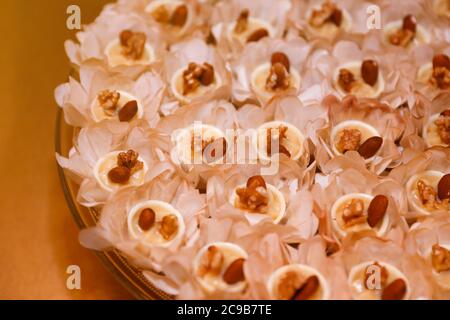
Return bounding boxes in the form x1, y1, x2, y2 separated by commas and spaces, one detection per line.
0, 0, 133, 299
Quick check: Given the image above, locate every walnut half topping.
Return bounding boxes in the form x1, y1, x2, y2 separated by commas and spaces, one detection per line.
159, 214, 179, 240
198, 245, 224, 277
236, 176, 269, 213
342, 199, 367, 227
338, 69, 356, 93
430, 54, 450, 90
336, 128, 362, 154
432, 244, 450, 273
435, 112, 450, 144
234, 9, 249, 34
267, 126, 291, 157
98, 90, 120, 116
266, 63, 290, 92
309, 1, 342, 28
108, 150, 144, 185
120, 30, 147, 60
183, 62, 215, 95
417, 179, 449, 211
388, 15, 416, 47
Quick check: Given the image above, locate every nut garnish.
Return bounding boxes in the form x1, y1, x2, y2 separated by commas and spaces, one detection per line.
206, 30, 217, 46
159, 214, 179, 240
151, 5, 170, 23
271, 52, 290, 72
234, 9, 249, 34
266, 63, 290, 91
98, 90, 120, 116
108, 150, 144, 185
138, 208, 156, 231
198, 245, 224, 277
357, 136, 383, 159
361, 60, 379, 86
236, 175, 269, 213
389, 15, 416, 47
247, 28, 269, 43
170, 5, 188, 27
292, 275, 320, 300
118, 100, 138, 122
266, 126, 291, 158
336, 128, 361, 154
417, 179, 449, 211
276, 271, 304, 300
223, 258, 246, 285
182, 62, 215, 95
338, 69, 356, 93
438, 174, 450, 200
367, 195, 388, 228
119, 30, 147, 60
309, 1, 342, 28
364, 262, 388, 289
342, 199, 367, 227
431, 244, 450, 273
430, 54, 450, 90
435, 112, 450, 144
381, 278, 407, 300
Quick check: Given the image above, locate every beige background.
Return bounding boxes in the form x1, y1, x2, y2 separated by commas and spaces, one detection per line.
0, 0, 133, 299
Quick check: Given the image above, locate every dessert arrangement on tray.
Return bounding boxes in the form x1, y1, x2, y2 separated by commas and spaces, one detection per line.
55, 0, 450, 299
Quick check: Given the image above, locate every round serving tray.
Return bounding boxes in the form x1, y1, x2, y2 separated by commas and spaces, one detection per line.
55, 108, 171, 300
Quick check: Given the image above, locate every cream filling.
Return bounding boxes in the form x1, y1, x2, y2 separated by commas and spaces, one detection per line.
229, 183, 286, 224
145, 0, 193, 35
170, 67, 222, 104
427, 244, 450, 290
172, 124, 226, 165
423, 113, 448, 147
256, 121, 305, 161
330, 193, 390, 238
384, 20, 431, 48
267, 264, 330, 300
227, 18, 275, 45
330, 120, 381, 158
417, 62, 434, 85
250, 63, 301, 101
193, 242, 248, 293
93, 151, 148, 192
90, 90, 144, 122
305, 7, 352, 39
104, 39, 154, 68
406, 170, 448, 216
333, 61, 385, 99
348, 261, 410, 300
127, 200, 185, 248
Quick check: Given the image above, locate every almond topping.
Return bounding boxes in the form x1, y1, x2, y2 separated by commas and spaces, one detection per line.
431, 244, 450, 273
336, 128, 361, 154
361, 60, 379, 86
381, 279, 407, 300
402, 14, 417, 33
159, 214, 179, 240
107, 166, 131, 184
247, 28, 269, 43
338, 69, 356, 93
118, 100, 138, 122
234, 9, 249, 34
198, 245, 224, 277
170, 4, 188, 27
236, 176, 269, 213
98, 90, 120, 116
342, 198, 367, 227
389, 15, 416, 47
119, 30, 146, 60
223, 258, 246, 285
438, 174, 450, 200
138, 208, 156, 231
357, 136, 383, 159
292, 275, 320, 300
271, 52, 290, 72
367, 195, 388, 228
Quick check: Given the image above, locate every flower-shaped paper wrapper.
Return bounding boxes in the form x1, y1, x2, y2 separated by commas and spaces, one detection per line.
55, 64, 165, 128
56, 122, 176, 207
